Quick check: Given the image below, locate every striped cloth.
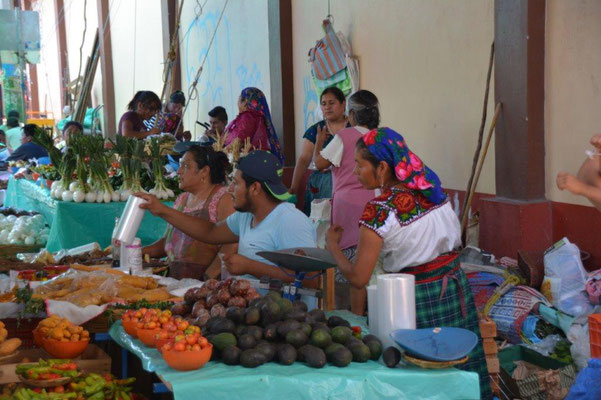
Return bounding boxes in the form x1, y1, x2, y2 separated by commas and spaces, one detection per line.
404, 253, 492, 400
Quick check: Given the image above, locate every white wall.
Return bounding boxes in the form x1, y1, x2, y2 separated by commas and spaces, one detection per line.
34, 0, 63, 121
291, 0, 496, 194
179, 0, 271, 140
110, 0, 164, 119
545, 0, 601, 206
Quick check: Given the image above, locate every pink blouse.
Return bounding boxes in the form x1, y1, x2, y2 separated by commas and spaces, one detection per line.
164, 186, 228, 262
224, 110, 270, 151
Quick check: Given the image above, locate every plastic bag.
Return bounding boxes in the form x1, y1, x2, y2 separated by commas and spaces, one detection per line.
565, 359, 601, 400
567, 322, 591, 371
543, 238, 594, 317
522, 334, 563, 356
309, 198, 331, 249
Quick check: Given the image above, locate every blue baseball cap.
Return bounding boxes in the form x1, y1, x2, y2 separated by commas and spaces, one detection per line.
237, 150, 291, 201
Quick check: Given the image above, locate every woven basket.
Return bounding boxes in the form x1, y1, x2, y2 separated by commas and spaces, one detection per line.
403, 354, 469, 369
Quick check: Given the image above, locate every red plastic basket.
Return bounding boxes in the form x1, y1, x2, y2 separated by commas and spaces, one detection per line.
589, 314, 601, 358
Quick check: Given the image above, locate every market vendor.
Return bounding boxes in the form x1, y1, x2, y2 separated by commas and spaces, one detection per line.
6, 124, 48, 162
144, 90, 191, 141
118, 91, 162, 139
142, 145, 236, 279
223, 88, 284, 163
61, 121, 83, 149
137, 150, 317, 284
325, 127, 491, 399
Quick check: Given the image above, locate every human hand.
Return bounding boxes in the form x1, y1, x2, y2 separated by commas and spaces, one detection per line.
135, 192, 169, 216
148, 127, 161, 136
556, 172, 585, 195
326, 225, 344, 250
316, 124, 331, 144
221, 253, 249, 276
591, 135, 601, 152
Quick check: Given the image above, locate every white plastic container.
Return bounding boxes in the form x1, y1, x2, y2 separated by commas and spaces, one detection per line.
125, 238, 142, 275
113, 196, 147, 245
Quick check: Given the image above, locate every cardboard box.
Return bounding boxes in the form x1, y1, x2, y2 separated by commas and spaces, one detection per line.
0, 344, 110, 384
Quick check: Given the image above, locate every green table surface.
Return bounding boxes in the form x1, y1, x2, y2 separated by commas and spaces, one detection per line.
109, 311, 480, 400
4, 177, 171, 252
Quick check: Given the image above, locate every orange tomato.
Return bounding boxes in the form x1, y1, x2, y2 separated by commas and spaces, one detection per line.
192, 344, 201, 351
174, 341, 186, 351
199, 337, 208, 348
185, 335, 197, 345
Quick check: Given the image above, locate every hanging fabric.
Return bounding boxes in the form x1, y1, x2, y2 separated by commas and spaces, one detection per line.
308, 19, 360, 98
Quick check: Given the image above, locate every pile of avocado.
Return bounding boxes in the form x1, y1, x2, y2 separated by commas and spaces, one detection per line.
206, 291, 383, 368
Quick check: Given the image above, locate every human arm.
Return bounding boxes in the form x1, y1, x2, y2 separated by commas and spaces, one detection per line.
142, 237, 167, 258
224, 113, 257, 145
6, 145, 28, 162
557, 171, 601, 211
121, 119, 159, 139
135, 192, 239, 244
204, 191, 238, 279
222, 253, 319, 287
313, 124, 333, 171
289, 139, 315, 194
326, 225, 383, 289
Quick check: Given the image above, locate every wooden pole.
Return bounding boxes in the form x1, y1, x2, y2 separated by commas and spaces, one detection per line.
461, 103, 502, 236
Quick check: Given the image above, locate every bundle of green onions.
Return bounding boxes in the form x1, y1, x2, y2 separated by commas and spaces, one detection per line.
110, 135, 146, 201
147, 137, 175, 199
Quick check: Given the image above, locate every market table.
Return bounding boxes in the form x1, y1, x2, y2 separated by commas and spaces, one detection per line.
109, 311, 480, 400
4, 177, 171, 252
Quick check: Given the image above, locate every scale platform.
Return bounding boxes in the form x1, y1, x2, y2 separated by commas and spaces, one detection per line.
256, 247, 337, 305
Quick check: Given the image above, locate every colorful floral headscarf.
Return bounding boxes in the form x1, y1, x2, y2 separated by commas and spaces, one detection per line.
240, 87, 284, 163
362, 127, 446, 205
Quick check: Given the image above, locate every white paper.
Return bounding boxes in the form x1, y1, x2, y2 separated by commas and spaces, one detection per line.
377, 274, 416, 349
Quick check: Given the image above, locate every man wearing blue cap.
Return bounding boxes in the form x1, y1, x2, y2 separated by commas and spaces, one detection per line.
138, 150, 317, 282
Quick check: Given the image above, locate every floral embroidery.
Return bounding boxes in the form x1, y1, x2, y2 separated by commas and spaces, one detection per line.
360, 188, 449, 233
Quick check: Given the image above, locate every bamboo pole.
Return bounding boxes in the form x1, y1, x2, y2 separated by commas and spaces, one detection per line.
460, 103, 502, 236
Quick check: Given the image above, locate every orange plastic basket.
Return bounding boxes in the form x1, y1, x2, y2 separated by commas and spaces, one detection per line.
588, 314, 601, 358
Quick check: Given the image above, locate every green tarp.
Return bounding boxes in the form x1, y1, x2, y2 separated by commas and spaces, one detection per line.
4, 177, 170, 252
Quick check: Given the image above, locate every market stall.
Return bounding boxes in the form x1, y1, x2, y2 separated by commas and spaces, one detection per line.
109, 313, 480, 400
4, 177, 170, 252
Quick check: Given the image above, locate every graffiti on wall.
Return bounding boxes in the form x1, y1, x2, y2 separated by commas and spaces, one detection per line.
182, 8, 265, 135
302, 74, 319, 131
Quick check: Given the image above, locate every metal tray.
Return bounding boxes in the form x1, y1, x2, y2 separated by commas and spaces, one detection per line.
256, 247, 337, 272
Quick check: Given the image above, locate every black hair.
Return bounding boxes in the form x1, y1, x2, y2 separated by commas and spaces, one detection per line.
169, 90, 186, 105
7, 110, 19, 119
240, 172, 281, 204
186, 145, 232, 184
6, 117, 19, 128
127, 91, 161, 112
348, 90, 380, 129
208, 106, 228, 123
63, 121, 83, 134
0, 130, 5, 137
320, 86, 346, 104
355, 138, 382, 170
23, 124, 38, 138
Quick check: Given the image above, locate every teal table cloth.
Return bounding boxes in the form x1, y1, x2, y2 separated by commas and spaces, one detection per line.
109, 311, 480, 400
5, 177, 171, 252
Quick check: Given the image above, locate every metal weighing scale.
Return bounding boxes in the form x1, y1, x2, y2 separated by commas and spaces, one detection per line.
256, 247, 337, 305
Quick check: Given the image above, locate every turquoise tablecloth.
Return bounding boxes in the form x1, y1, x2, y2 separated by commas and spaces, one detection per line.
4, 177, 171, 252
109, 311, 480, 400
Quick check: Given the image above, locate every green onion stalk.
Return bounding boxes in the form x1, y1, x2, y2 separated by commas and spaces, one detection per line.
147, 137, 175, 199
110, 135, 145, 201
87, 134, 120, 203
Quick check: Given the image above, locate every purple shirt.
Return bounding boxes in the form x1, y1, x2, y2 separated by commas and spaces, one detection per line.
118, 111, 144, 136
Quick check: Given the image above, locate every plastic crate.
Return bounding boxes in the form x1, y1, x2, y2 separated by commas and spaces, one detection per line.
589, 314, 601, 358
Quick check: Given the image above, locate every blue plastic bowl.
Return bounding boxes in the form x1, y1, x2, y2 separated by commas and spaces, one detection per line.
390, 327, 478, 362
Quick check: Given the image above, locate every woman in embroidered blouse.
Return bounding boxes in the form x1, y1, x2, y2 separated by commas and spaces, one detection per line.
142, 145, 236, 279
289, 87, 350, 215
224, 87, 284, 163
312, 90, 380, 314
325, 128, 491, 399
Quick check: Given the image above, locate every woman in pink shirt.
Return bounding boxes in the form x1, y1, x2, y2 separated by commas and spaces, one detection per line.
313, 90, 380, 314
